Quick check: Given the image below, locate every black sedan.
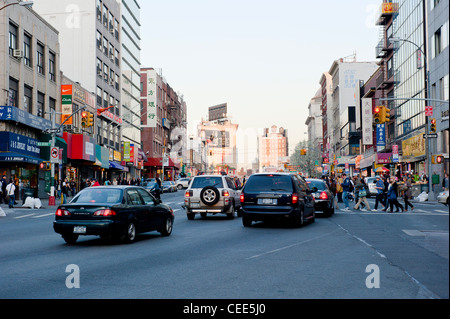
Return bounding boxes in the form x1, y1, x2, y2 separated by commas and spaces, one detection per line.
305, 179, 335, 217
54, 186, 174, 244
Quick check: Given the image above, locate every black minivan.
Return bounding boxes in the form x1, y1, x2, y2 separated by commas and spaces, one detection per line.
239, 173, 315, 227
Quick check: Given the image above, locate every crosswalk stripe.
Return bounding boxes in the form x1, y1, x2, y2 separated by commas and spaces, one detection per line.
14, 213, 36, 219
31, 213, 55, 219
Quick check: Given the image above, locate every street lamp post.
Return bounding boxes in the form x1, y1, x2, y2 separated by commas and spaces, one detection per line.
0, 1, 33, 11
390, 37, 435, 200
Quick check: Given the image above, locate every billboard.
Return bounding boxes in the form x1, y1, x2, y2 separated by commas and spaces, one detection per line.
208, 103, 227, 121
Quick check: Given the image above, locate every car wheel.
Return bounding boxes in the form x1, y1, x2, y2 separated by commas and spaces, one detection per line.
187, 211, 195, 220
294, 210, 304, 227
200, 186, 220, 206
122, 222, 136, 243
62, 234, 78, 244
242, 215, 252, 227
226, 202, 235, 219
160, 217, 173, 237
177, 184, 183, 190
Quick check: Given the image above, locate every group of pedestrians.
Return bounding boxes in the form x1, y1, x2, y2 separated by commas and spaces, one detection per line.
326, 172, 414, 213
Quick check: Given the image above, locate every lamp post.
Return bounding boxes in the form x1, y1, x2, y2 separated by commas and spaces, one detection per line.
390, 36, 434, 200
0, 1, 33, 11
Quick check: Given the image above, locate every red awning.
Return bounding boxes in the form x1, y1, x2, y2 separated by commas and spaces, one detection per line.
144, 157, 179, 170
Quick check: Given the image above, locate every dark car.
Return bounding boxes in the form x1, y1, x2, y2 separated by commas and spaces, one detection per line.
239, 173, 315, 227
305, 179, 335, 217
53, 186, 174, 244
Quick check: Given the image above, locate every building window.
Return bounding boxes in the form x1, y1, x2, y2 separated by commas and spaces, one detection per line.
8, 78, 18, 107
103, 4, 108, 28
97, 30, 102, 50
103, 63, 109, 82
114, 19, 119, 40
103, 37, 108, 56
37, 42, 45, 75
435, 28, 442, 57
49, 51, 56, 81
24, 85, 32, 113
23, 33, 32, 67
97, 87, 102, 106
9, 22, 18, 56
49, 97, 56, 112
96, 0, 102, 21
115, 49, 119, 66
37, 92, 45, 118
97, 58, 102, 77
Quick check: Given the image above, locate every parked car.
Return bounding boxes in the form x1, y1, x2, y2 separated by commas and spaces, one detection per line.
184, 175, 241, 220
162, 181, 176, 193
437, 190, 449, 206
364, 177, 378, 198
239, 173, 315, 227
305, 178, 335, 217
175, 178, 191, 190
53, 186, 174, 244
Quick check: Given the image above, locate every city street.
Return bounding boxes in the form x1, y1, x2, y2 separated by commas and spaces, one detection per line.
0, 191, 448, 300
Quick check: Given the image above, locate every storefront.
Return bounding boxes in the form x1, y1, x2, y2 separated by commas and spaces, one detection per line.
401, 133, 426, 176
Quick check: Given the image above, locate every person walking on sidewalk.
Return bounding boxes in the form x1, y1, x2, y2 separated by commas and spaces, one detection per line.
383, 176, 404, 212
6, 179, 16, 209
402, 176, 414, 211
353, 177, 371, 211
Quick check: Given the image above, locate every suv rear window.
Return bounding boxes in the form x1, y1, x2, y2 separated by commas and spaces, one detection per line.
244, 175, 293, 192
190, 176, 223, 189
306, 180, 327, 191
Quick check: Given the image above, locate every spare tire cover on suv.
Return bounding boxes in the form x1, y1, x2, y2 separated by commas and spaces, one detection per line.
200, 186, 220, 206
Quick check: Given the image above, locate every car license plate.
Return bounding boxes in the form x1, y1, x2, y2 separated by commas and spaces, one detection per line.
73, 226, 86, 234
191, 202, 200, 208
258, 198, 277, 205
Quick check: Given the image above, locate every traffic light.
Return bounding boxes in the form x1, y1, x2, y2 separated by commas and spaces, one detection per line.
430, 118, 437, 133
300, 149, 307, 156
81, 111, 88, 127
87, 112, 94, 127
436, 155, 444, 164
374, 106, 381, 124
380, 106, 391, 124
39, 162, 51, 170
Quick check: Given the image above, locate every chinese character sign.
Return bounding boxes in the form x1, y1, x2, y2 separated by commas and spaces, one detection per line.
362, 98, 373, 145
142, 70, 158, 128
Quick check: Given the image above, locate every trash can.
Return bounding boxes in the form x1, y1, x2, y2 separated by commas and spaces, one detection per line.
432, 174, 440, 185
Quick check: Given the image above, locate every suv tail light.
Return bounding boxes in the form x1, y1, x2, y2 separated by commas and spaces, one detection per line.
93, 209, 116, 217
319, 191, 328, 200
55, 209, 70, 217
185, 190, 193, 197
222, 190, 230, 197
292, 193, 299, 204
240, 193, 245, 203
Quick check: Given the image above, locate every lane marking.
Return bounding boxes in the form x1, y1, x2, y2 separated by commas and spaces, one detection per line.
14, 213, 36, 219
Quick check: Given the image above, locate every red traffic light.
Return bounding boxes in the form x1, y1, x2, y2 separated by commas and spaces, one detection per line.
374, 107, 381, 114
81, 111, 88, 118
436, 155, 444, 164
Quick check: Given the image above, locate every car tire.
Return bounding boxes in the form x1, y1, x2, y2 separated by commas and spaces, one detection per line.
242, 215, 252, 227
226, 202, 235, 219
200, 186, 220, 206
160, 217, 173, 237
187, 211, 195, 220
62, 234, 78, 244
177, 184, 183, 190
122, 222, 136, 243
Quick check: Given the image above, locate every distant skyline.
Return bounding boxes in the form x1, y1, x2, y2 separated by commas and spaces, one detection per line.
140, 0, 382, 166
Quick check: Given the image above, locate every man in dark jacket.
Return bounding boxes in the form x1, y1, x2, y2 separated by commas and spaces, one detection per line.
1, 175, 7, 204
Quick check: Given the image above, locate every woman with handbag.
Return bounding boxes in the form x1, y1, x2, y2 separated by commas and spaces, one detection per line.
353, 177, 371, 211
383, 176, 404, 212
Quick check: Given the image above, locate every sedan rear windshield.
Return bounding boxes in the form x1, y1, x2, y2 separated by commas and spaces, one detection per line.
244, 175, 293, 192
190, 177, 223, 189
71, 189, 122, 204
306, 180, 327, 191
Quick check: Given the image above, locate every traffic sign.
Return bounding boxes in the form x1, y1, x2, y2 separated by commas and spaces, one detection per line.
37, 142, 51, 147
423, 133, 438, 139
425, 106, 433, 117
50, 147, 59, 163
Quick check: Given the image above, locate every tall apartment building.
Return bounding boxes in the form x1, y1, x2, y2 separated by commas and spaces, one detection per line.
33, 0, 124, 166
428, 0, 449, 181
120, 0, 142, 176
305, 89, 323, 152
0, 2, 60, 198
258, 125, 289, 173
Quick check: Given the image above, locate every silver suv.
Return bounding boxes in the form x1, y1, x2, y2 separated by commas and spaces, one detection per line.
184, 175, 241, 220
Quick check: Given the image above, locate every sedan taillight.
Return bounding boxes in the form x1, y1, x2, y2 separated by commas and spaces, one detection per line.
93, 209, 116, 217
55, 209, 70, 217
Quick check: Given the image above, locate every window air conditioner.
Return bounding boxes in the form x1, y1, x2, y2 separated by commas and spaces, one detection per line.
13, 50, 23, 58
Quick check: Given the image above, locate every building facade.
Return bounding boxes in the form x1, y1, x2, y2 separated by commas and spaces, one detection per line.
0, 2, 60, 199
305, 89, 323, 153
258, 125, 289, 173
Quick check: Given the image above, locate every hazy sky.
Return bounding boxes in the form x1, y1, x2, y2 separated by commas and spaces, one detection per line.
139, 0, 381, 164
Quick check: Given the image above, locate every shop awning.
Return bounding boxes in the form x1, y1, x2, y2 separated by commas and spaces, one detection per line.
0, 152, 45, 165
109, 161, 125, 170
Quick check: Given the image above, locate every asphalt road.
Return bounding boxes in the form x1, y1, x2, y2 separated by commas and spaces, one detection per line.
0, 191, 448, 300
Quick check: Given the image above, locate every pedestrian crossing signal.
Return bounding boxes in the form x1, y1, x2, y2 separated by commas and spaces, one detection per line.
436, 155, 444, 164
39, 162, 51, 170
